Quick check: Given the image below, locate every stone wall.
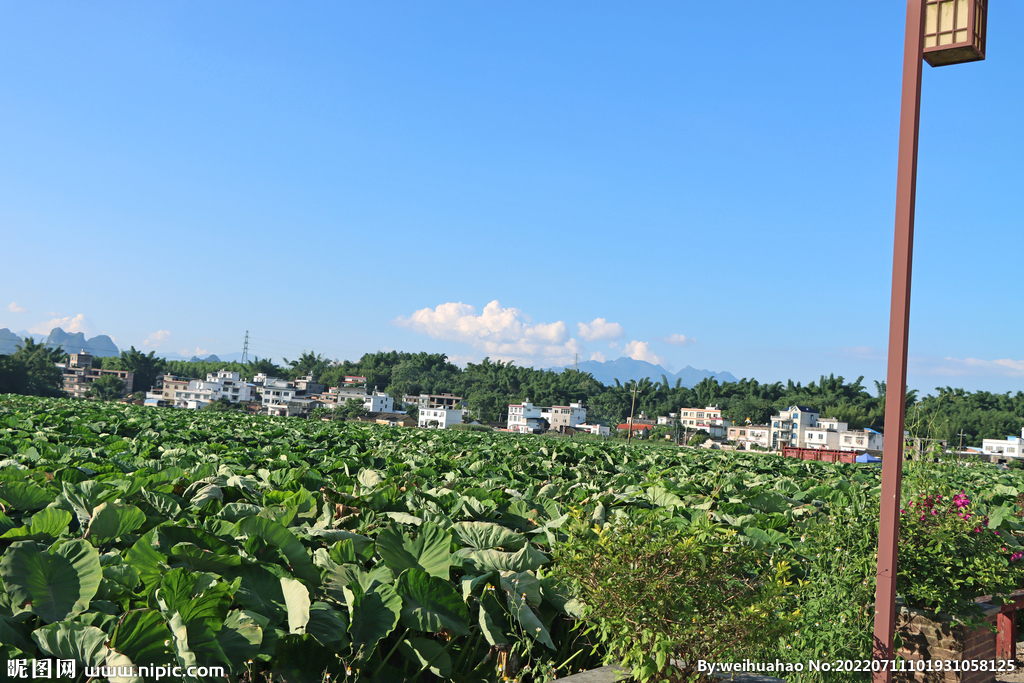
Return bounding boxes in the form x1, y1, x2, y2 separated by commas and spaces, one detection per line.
895, 603, 1001, 683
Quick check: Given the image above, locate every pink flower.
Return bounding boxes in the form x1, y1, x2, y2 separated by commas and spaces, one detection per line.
1012, 552, 1023, 562
931, 510, 938, 515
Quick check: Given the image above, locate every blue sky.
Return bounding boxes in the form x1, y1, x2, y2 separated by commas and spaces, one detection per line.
1, 2, 1021, 394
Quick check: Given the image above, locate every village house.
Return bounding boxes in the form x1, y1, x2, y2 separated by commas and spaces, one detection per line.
419, 406, 463, 429
56, 351, 134, 399
727, 424, 771, 450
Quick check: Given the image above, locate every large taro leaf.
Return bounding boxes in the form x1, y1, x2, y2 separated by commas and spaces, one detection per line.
280, 577, 311, 635
168, 542, 243, 573
454, 545, 549, 573
347, 583, 402, 648
450, 521, 527, 551
398, 637, 453, 678
0, 539, 102, 622
375, 521, 451, 579
217, 502, 263, 522
215, 610, 265, 672
305, 602, 349, 650
32, 621, 109, 668
237, 516, 320, 585
506, 590, 554, 650
477, 590, 511, 646
234, 564, 288, 625
0, 481, 54, 511
739, 526, 792, 549
86, 501, 147, 544
745, 491, 792, 515
499, 571, 542, 607
124, 528, 170, 591
155, 569, 236, 670
167, 611, 200, 678
56, 480, 111, 528
395, 568, 470, 636
108, 609, 174, 666
0, 508, 72, 542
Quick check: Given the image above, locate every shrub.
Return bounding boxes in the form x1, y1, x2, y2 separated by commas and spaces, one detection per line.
898, 491, 1024, 616
552, 513, 793, 682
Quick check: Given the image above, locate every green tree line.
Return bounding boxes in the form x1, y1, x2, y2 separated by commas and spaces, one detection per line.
4, 342, 1022, 445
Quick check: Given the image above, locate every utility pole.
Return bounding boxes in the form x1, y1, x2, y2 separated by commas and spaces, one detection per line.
958, 429, 968, 454
626, 381, 639, 446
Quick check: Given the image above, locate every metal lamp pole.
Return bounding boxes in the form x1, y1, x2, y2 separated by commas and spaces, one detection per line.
872, 1, 988, 679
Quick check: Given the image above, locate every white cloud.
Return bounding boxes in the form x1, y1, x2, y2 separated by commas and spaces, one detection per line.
622, 340, 668, 367
394, 300, 581, 365
143, 330, 171, 347
29, 314, 90, 335
446, 354, 478, 368
911, 356, 1024, 378
663, 333, 696, 347
590, 351, 607, 362
577, 318, 625, 341
7, 302, 27, 314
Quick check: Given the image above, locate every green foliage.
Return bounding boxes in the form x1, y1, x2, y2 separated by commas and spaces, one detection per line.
1, 338, 66, 397
101, 347, 165, 397
898, 490, 1024, 617
553, 514, 793, 682
780, 500, 879, 682
686, 430, 710, 447
3, 394, 1024, 680
89, 374, 125, 400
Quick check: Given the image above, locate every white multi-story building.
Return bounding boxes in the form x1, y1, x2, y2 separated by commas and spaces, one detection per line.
676, 406, 732, 438
320, 387, 396, 414
657, 413, 677, 426
419, 407, 463, 429
769, 406, 820, 450
983, 428, 1024, 459
365, 391, 394, 413
804, 418, 849, 450
507, 400, 586, 433
768, 406, 884, 451
727, 425, 772, 450
260, 378, 297, 410
507, 401, 549, 433
548, 403, 587, 431
173, 371, 254, 409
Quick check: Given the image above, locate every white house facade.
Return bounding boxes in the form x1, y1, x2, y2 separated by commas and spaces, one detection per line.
419, 407, 463, 429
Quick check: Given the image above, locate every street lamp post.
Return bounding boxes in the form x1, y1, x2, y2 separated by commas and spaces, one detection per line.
872, 1, 988, 680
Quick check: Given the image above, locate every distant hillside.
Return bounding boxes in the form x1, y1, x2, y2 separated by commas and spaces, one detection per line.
155, 351, 245, 363
0, 327, 120, 357
0, 328, 23, 355
44, 328, 120, 357
553, 357, 736, 388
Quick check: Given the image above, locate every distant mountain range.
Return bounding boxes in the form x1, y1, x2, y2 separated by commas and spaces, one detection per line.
551, 357, 736, 388
155, 351, 246, 363
0, 327, 120, 357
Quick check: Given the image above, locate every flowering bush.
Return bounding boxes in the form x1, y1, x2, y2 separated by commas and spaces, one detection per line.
898, 491, 1024, 616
